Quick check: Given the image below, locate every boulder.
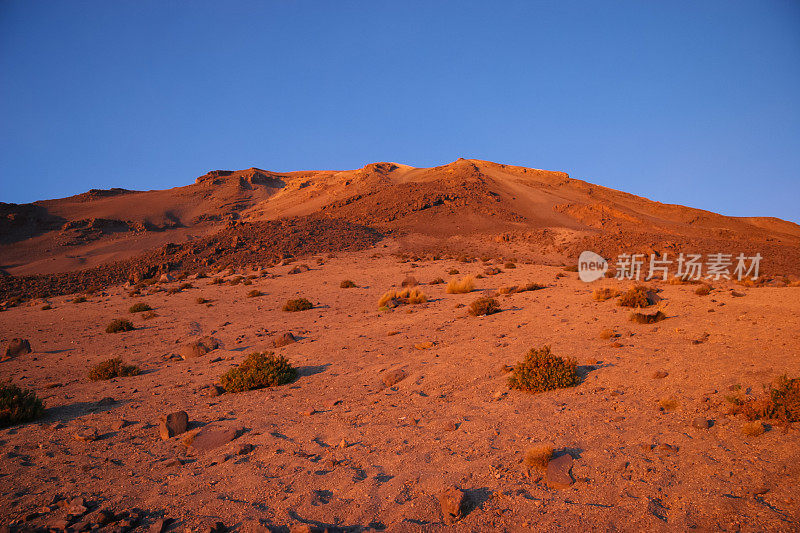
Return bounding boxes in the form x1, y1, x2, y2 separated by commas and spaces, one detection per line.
382, 368, 407, 387
179, 336, 221, 360
272, 332, 297, 348
439, 485, 467, 523
546, 453, 574, 489
4, 338, 31, 359
159, 411, 189, 440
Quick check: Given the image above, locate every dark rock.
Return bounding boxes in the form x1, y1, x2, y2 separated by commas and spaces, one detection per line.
159, 411, 189, 440
272, 332, 297, 348
179, 336, 221, 360
439, 485, 467, 523
4, 338, 31, 358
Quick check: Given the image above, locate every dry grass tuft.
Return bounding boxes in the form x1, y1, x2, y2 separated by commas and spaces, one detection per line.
128, 302, 152, 313
468, 297, 500, 316
630, 310, 667, 324
524, 445, 554, 472
446, 276, 475, 294
448, 269, 460, 275
106, 318, 134, 333
247, 289, 264, 298
378, 288, 427, 308
592, 287, 620, 301
0, 384, 45, 428
142, 310, 158, 320
89, 357, 140, 381
340, 280, 356, 288
500, 282, 546, 295
508, 346, 579, 393
283, 298, 313, 312
617, 285, 657, 307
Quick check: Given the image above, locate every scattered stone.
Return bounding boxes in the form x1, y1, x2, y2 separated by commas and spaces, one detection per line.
414, 341, 434, 350
439, 485, 467, 523
97, 397, 116, 407
149, 518, 167, 533
159, 273, 174, 283
159, 411, 189, 440
651, 370, 668, 379
184, 423, 244, 451
288, 264, 310, 274
74, 427, 99, 442
443, 420, 459, 431
382, 368, 407, 387
401, 276, 419, 287
236, 443, 254, 455
546, 453, 574, 490
44, 382, 63, 389
3, 338, 32, 359
94, 509, 115, 526
179, 336, 221, 359
272, 332, 297, 348
111, 419, 129, 431
691, 417, 711, 429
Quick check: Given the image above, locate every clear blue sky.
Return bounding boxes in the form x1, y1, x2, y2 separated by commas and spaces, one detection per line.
1, 1, 798, 222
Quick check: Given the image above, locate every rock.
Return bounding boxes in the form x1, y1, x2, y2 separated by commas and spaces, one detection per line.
382, 368, 407, 387
149, 518, 167, 533
159, 273, 174, 283
179, 336, 221, 359
272, 332, 297, 348
691, 417, 711, 429
401, 276, 419, 287
184, 423, 244, 451
159, 411, 189, 440
546, 454, 574, 489
443, 420, 459, 431
439, 485, 467, 523
4, 338, 31, 358
93, 509, 115, 526
111, 419, 128, 431
204, 521, 226, 533
651, 371, 668, 379
74, 427, 99, 442
96, 397, 116, 407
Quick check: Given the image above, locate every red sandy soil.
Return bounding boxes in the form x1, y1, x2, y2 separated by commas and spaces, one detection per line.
1, 246, 800, 531
1, 161, 800, 531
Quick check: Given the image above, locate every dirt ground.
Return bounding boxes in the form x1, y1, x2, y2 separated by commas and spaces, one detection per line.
2, 240, 799, 532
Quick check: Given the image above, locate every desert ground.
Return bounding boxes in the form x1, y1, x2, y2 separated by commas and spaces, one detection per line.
2, 238, 800, 532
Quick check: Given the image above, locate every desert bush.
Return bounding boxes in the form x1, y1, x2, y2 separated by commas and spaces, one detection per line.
220, 352, 297, 392
73, 296, 88, 303
378, 288, 427, 308
695, 285, 711, 296
446, 275, 475, 294
0, 383, 45, 428
468, 297, 500, 316
242, 279, 253, 286
247, 289, 263, 298
762, 375, 800, 422
340, 280, 357, 288
166, 287, 182, 295
508, 346, 579, 393
88, 357, 140, 381
229, 276, 244, 286
500, 282, 545, 295
106, 318, 135, 333
128, 302, 152, 313
592, 287, 619, 301
524, 445, 553, 472
483, 267, 502, 276
617, 285, 657, 307
142, 310, 158, 320
629, 310, 667, 324
283, 298, 313, 312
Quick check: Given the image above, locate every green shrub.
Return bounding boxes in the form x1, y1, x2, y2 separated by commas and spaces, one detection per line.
106, 318, 134, 333
0, 383, 45, 428
340, 280, 357, 288
508, 346, 579, 393
128, 302, 152, 313
283, 298, 313, 312
88, 357, 140, 381
468, 297, 500, 316
220, 352, 297, 392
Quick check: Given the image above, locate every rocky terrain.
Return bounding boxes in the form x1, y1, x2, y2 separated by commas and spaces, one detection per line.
1, 160, 799, 531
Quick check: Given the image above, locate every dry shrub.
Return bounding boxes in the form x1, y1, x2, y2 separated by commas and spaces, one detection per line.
247, 289, 263, 298
695, 284, 711, 296
283, 298, 313, 312
667, 275, 700, 285
592, 287, 619, 301
106, 318, 134, 333
142, 310, 158, 320
128, 302, 152, 313
483, 267, 502, 276
508, 346, 579, 393
179, 282, 193, 290
524, 445, 554, 472
446, 276, 475, 294
728, 375, 800, 424
468, 297, 500, 316
0, 384, 45, 428
220, 352, 297, 392
211, 277, 223, 285
378, 288, 427, 308
629, 310, 667, 324
89, 357, 140, 381
340, 280, 356, 288
499, 282, 546, 295
166, 287, 182, 295
617, 285, 657, 307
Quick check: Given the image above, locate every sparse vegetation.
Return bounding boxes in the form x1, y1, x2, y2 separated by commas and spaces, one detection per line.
283, 298, 313, 312
617, 285, 657, 307
179, 282, 193, 290
247, 289, 263, 298
629, 310, 667, 324
128, 302, 152, 313
508, 346, 579, 393
106, 318, 135, 333
142, 310, 158, 320
88, 357, 140, 381
592, 287, 619, 301
727, 375, 800, 424
220, 352, 297, 393
378, 288, 427, 308
468, 297, 500, 316
340, 280, 356, 288
499, 282, 546, 294
211, 277, 223, 285
0, 383, 45, 428
524, 445, 554, 472
166, 287, 182, 295
446, 275, 475, 294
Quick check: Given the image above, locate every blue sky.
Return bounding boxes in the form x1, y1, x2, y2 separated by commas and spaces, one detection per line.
1, 1, 798, 222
